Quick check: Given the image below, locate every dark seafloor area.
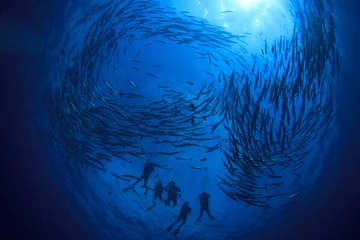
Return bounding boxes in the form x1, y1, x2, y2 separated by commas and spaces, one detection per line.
1, 0, 359, 239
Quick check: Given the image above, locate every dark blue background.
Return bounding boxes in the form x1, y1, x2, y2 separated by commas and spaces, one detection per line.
1, 0, 359, 239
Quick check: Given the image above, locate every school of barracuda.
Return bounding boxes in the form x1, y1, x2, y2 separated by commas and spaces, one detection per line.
46, 0, 339, 210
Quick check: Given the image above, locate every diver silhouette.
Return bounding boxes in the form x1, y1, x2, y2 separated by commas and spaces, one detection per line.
147, 181, 164, 211
166, 201, 191, 235
164, 181, 181, 207
195, 192, 215, 223
123, 161, 168, 195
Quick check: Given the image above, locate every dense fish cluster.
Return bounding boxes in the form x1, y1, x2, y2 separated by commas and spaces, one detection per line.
46, 0, 339, 210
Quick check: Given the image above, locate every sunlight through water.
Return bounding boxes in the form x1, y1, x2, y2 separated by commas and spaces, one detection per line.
236, 0, 260, 7
43, 0, 340, 239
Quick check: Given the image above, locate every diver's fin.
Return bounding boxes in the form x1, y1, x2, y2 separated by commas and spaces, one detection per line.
147, 204, 155, 211
166, 225, 172, 232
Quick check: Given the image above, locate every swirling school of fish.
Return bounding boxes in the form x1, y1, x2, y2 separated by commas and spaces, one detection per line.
47, 0, 339, 210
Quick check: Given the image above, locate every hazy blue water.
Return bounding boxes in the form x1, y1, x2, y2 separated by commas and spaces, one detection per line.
1, 0, 359, 239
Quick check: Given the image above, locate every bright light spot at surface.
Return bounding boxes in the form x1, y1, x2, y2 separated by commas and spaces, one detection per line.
236, 0, 260, 7
169, 0, 294, 40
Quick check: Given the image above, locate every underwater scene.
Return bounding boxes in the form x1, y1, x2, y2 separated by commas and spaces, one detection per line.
2, 0, 359, 239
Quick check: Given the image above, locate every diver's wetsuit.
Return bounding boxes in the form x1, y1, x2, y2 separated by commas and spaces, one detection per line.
196, 192, 215, 223
153, 182, 163, 204
166, 202, 191, 235
123, 162, 155, 194
147, 181, 164, 211
165, 182, 180, 207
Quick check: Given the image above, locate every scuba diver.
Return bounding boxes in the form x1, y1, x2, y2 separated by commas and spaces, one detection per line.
195, 192, 215, 223
166, 201, 191, 235
164, 181, 181, 207
123, 160, 169, 195
147, 181, 164, 211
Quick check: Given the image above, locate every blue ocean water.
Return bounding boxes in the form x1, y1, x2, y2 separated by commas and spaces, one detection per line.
1, 0, 359, 239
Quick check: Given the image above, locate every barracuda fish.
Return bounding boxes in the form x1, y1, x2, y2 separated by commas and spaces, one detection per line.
189, 166, 207, 171
111, 173, 132, 182
156, 150, 184, 156
175, 157, 191, 161
122, 174, 139, 180
127, 79, 140, 88
51, 0, 338, 210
